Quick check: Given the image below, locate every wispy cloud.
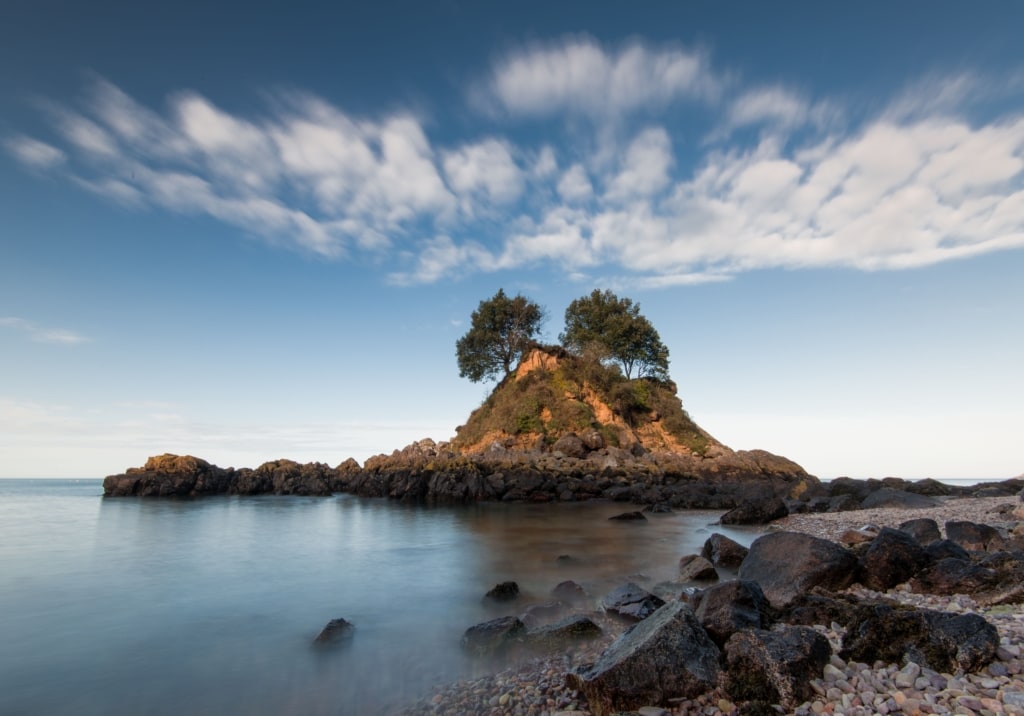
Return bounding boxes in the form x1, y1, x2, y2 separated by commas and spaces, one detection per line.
0, 317, 91, 345
5, 38, 1024, 288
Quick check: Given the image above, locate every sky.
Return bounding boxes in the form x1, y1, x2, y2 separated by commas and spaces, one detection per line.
1, 1, 1022, 480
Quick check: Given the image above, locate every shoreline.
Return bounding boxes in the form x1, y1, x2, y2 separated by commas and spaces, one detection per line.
402, 496, 1024, 716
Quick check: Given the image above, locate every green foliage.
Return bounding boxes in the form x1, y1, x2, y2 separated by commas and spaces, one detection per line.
560, 289, 670, 380
456, 289, 545, 383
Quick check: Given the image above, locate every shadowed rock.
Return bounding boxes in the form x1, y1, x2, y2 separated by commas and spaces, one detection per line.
701, 533, 749, 569
899, 518, 942, 545
723, 626, 832, 710
524, 615, 602, 653
460, 616, 526, 657
860, 488, 941, 510
678, 554, 718, 582
720, 496, 788, 525
313, 618, 354, 647
484, 581, 520, 603
692, 579, 771, 648
602, 583, 666, 622
910, 558, 997, 596
738, 531, 858, 607
609, 511, 647, 522
859, 527, 931, 591
566, 602, 720, 716
946, 521, 1005, 552
551, 580, 587, 604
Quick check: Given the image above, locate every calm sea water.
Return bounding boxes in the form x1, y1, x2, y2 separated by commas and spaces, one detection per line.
0, 480, 755, 716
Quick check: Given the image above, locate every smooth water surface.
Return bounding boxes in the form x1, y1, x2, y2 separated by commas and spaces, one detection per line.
0, 480, 755, 716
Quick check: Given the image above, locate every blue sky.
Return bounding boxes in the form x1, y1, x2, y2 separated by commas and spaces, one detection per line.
2, 1, 1022, 479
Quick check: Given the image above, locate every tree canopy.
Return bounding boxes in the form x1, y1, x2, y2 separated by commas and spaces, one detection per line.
560, 289, 670, 380
456, 289, 545, 383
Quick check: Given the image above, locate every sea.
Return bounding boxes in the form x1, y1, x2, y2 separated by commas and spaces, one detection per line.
0, 479, 764, 716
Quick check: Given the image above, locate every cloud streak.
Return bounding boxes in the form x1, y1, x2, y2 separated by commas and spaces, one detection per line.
5, 37, 1024, 287
0, 317, 91, 345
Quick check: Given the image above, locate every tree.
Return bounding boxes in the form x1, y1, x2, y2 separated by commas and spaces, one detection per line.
456, 289, 545, 383
560, 289, 670, 380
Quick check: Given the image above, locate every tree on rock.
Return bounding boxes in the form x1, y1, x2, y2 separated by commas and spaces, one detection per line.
456, 289, 545, 382
560, 289, 669, 380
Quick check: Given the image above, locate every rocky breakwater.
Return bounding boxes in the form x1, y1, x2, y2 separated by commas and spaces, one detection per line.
342, 437, 819, 508
102, 453, 361, 497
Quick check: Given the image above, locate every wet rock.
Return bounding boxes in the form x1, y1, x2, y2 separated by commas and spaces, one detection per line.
484, 581, 520, 603
461, 616, 526, 657
701, 533, 749, 569
313, 618, 354, 646
519, 602, 567, 627
860, 488, 941, 510
899, 517, 942, 545
719, 496, 788, 525
841, 603, 999, 673
524, 614, 602, 653
738, 531, 858, 607
946, 520, 1005, 552
859, 527, 931, 591
691, 579, 771, 648
609, 511, 647, 522
602, 582, 666, 622
566, 602, 720, 716
551, 580, 588, 604
723, 625, 832, 710
678, 555, 719, 582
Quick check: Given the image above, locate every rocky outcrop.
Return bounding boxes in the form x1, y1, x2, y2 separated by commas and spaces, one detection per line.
566, 602, 720, 716
738, 531, 858, 607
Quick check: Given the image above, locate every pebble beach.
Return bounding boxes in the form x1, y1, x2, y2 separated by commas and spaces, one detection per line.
401, 496, 1024, 716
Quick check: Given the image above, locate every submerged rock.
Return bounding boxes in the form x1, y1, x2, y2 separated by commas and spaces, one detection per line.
460, 616, 526, 657
484, 581, 520, 603
313, 618, 354, 646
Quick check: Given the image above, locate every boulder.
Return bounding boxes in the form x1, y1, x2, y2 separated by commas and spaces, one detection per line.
551, 580, 588, 604
860, 488, 941, 510
779, 593, 864, 629
910, 558, 997, 596
460, 616, 526, 657
701, 533, 749, 569
552, 433, 587, 459
828, 493, 862, 512
898, 518, 942, 545
839, 527, 878, 545
609, 511, 647, 522
519, 602, 567, 628
566, 602, 720, 716
906, 478, 955, 496
827, 477, 874, 500
678, 555, 719, 582
841, 603, 999, 673
692, 579, 771, 647
602, 583, 666, 622
946, 521, 1005, 552
719, 496, 788, 525
859, 527, 931, 591
524, 614, 602, 653
738, 531, 858, 607
925, 539, 971, 562
484, 581, 520, 603
313, 618, 354, 646
723, 626, 832, 710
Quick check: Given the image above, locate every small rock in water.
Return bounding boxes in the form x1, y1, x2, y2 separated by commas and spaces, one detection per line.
485, 581, 520, 602
609, 511, 647, 521
313, 617, 354, 646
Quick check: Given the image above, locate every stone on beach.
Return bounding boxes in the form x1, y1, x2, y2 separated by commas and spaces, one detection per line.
691, 579, 771, 647
461, 616, 527, 657
738, 531, 858, 607
678, 554, 718, 582
859, 526, 931, 591
601, 582, 666, 622
701, 532, 749, 568
723, 625, 832, 710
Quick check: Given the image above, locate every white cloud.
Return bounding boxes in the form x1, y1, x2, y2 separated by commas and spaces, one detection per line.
4, 135, 66, 169
605, 127, 674, 200
442, 138, 523, 206
483, 35, 720, 118
533, 145, 558, 177
557, 164, 593, 202
0, 317, 90, 345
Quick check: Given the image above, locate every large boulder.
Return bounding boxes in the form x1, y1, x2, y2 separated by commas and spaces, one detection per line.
859, 527, 931, 591
860, 488, 941, 510
723, 626, 832, 710
602, 583, 666, 622
946, 521, 1005, 552
898, 518, 942, 545
692, 579, 771, 648
738, 531, 858, 607
701, 533, 749, 569
841, 603, 999, 673
910, 558, 997, 596
719, 496, 788, 525
524, 615, 602, 653
566, 602, 720, 716
460, 616, 526, 657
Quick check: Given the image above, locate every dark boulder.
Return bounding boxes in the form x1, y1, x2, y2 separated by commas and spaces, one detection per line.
860, 488, 940, 510
313, 618, 354, 646
609, 511, 647, 522
678, 555, 718, 582
859, 527, 931, 591
723, 626, 832, 710
827, 476, 874, 500
925, 539, 971, 562
841, 603, 998, 673
719, 496, 788, 525
460, 616, 526, 657
910, 558, 997, 596
524, 614, 602, 653
519, 602, 567, 628
484, 581, 520, 603
551, 580, 588, 604
701, 533, 749, 569
898, 518, 942, 545
566, 602, 720, 716
828, 493, 863, 512
738, 531, 858, 607
692, 579, 771, 648
780, 593, 864, 629
946, 521, 1005, 552
906, 478, 955, 496
602, 582, 666, 622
